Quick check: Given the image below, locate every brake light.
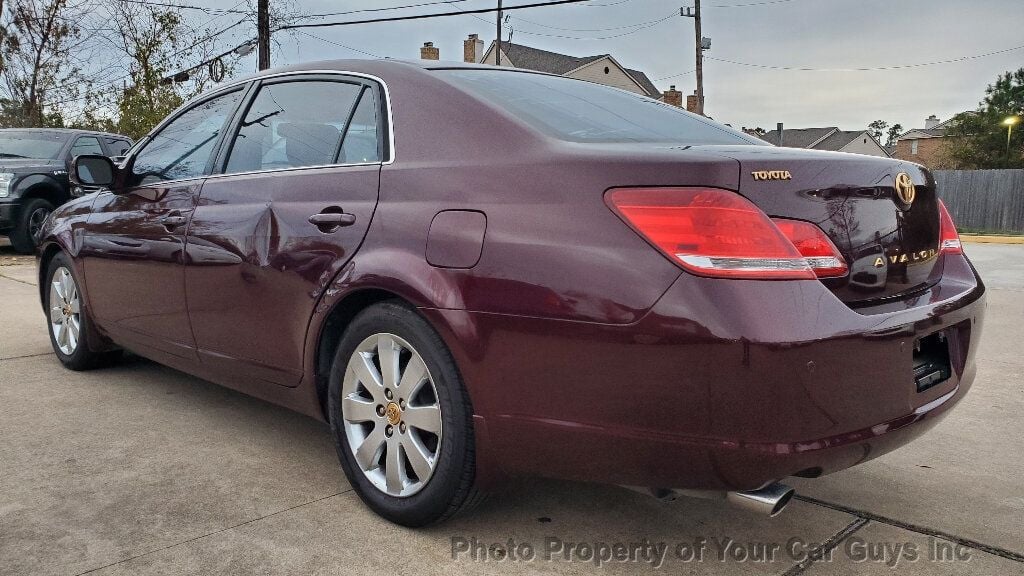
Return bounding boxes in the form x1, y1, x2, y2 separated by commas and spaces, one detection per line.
771, 218, 849, 278
605, 187, 815, 280
937, 200, 963, 255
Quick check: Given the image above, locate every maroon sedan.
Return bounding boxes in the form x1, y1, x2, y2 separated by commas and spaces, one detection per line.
39, 60, 984, 526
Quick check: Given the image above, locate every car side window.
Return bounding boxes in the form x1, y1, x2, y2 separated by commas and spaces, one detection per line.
131, 89, 243, 185
339, 89, 380, 164
106, 138, 132, 156
70, 136, 103, 157
223, 80, 366, 174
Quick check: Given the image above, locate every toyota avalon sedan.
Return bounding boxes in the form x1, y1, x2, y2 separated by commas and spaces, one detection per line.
37, 59, 985, 526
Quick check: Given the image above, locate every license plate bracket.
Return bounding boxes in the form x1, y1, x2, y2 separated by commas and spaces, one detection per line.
913, 331, 952, 393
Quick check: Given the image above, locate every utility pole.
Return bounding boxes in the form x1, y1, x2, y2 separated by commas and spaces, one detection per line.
681, 2, 705, 115
495, 0, 502, 65
258, 0, 271, 70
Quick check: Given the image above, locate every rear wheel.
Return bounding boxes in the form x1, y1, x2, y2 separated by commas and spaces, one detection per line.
10, 198, 54, 254
45, 253, 118, 370
327, 301, 482, 526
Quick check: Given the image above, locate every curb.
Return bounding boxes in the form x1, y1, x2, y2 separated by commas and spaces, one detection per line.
961, 235, 1024, 244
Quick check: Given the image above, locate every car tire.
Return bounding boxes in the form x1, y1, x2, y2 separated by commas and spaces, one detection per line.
327, 301, 484, 526
10, 198, 54, 254
44, 252, 119, 371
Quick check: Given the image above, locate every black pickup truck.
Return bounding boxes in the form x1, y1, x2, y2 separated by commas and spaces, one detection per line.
1, 128, 133, 253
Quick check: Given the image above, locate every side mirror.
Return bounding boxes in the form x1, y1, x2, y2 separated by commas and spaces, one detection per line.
71, 154, 115, 187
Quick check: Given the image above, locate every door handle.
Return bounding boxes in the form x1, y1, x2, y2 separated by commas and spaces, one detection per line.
160, 212, 188, 228
309, 212, 356, 228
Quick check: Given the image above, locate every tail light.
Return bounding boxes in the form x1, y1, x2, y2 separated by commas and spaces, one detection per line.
605, 187, 815, 280
937, 200, 963, 255
771, 218, 849, 278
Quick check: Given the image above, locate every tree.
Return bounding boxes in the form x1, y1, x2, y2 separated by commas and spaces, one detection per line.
743, 126, 767, 138
0, 0, 90, 127
942, 68, 1024, 169
867, 119, 888, 142
102, 0, 239, 138
885, 123, 903, 147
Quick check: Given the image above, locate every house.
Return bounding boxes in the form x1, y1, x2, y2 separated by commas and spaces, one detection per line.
760, 127, 889, 157
891, 115, 963, 168
420, 35, 692, 109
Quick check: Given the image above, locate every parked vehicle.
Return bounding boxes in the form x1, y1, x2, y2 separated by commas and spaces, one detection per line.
37, 60, 985, 526
0, 129, 133, 253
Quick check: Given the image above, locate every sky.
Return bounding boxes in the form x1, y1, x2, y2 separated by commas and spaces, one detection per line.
189, 0, 1023, 134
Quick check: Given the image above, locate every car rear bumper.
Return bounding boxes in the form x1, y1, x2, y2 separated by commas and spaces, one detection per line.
424, 252, 985, 491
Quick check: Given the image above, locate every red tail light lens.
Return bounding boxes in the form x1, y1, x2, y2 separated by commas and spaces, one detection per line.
771, 218, 849, 278
605, 187, 815, 280
938, 200, 963, 255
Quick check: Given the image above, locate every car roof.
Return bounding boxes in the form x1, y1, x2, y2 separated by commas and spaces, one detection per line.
219, 58, 557, 89
0, 127, 132, 140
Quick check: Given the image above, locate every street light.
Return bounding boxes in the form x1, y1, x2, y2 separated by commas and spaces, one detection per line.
1004, 116, 1020, 159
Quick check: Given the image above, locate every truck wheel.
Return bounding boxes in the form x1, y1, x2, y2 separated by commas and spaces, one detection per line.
10, 198, 54, 254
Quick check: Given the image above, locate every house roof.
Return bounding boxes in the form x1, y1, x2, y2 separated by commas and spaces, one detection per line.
814, 130, 867, 152
500, 42, 601, 74
896, 112, 973, 141
485, 41, 661, 98
760, 127, 884, 153
761, 127, 836, 148
901, 128, 947, 139
624, 68, 660, 98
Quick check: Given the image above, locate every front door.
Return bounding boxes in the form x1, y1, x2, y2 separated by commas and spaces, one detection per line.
185, 76, 383, 385
82, 88, 246, 359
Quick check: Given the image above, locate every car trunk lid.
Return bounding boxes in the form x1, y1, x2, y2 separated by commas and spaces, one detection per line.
699, 145, 942, 305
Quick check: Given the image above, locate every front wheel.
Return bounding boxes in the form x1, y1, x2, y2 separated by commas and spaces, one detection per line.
10, 198, 54, 254
44, 253, 119, 370
327, 301, 483, 526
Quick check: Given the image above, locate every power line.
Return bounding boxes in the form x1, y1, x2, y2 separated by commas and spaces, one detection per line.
511, 13, 675, 40
116, 0, 248, 14
705, 43, 1024, 72
705, 0, 802, 7
307, 0, 473, 19
276, 0, 592, 31
509, 11, 673, 32
297, 30, 383, 59
654, 69, 696, 81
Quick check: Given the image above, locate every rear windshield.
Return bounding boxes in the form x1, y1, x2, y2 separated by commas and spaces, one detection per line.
440, 69, 761, 146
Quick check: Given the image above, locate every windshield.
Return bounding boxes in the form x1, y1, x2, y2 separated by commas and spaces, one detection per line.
440, 69, 763, 146
0, 131, 68, 160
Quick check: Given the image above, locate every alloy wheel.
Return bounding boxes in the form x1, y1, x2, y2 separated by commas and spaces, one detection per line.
28, 207, 51, 240
341, 333, 443, 497
49, 267, 81, 355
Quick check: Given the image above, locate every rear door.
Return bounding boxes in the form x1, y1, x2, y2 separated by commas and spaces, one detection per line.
82, 88, 246, 360
185, 74, 383, 386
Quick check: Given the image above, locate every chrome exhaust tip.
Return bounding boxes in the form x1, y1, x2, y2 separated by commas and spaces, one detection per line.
726, 483, 795, 517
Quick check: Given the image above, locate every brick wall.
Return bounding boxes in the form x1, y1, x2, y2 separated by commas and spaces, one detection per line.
892, 137, 950, 168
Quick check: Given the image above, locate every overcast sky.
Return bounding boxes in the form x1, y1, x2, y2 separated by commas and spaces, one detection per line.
198, 0, 1023, 133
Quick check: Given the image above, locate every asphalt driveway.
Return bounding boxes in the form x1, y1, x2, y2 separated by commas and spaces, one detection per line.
1, 239, 1022, 575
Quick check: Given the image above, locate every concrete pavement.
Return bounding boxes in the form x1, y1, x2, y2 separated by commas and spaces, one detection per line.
1, 243, 1022, 575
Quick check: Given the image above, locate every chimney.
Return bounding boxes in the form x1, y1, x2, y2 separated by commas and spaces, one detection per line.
924, 115, 940, 129
686, 90, 698, 113
463, 33, 484, 63
420, 42, 439, 60
662, 85, 683, 107
776, 122, 784, 146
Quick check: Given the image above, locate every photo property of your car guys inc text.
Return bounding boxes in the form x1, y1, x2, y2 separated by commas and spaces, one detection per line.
0, 0, 1022, 574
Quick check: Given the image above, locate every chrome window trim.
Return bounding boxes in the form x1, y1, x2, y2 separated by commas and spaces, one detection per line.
204, 161, 380, 182
111, 161, 381, 191
116, 70, 395, 190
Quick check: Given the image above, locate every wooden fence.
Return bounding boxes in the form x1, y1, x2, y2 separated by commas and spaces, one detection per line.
933, 169, 1024, 234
